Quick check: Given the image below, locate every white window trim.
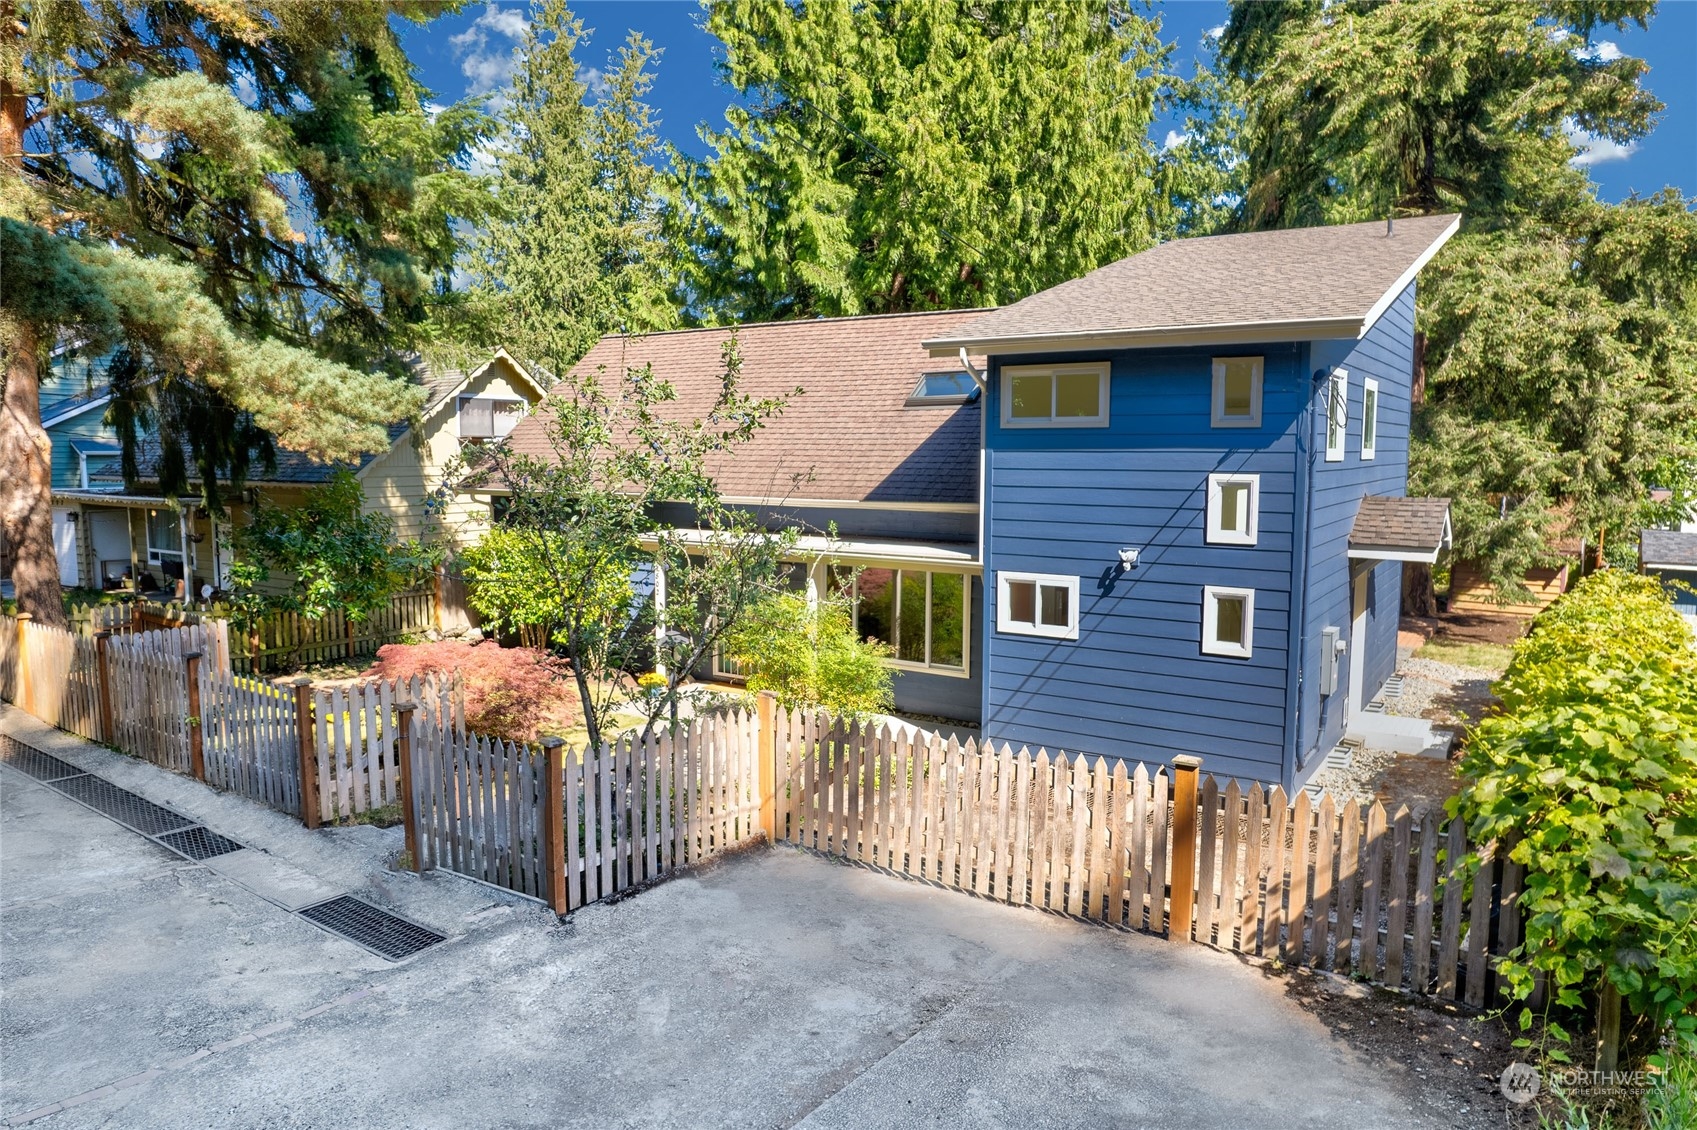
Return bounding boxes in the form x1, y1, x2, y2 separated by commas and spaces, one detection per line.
1211, 356, 1264, 428
1360, 377, 1379, 461
1205, 473, 1260, 546
145, 510, 183, 565
849, 566, 973, 678
1201, 585, 1255, 659
999, 362, 1111, 429
458, 395, 526, 440
995, 570, 1080, 641
1325, 369, 1348, 462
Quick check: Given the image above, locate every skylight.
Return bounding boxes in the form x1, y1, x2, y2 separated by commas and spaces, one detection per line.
906, 370, 980, 406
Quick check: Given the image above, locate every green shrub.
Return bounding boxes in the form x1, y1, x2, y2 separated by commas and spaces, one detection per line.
722, 591, 894, 718
1452, 571, 1697, 1059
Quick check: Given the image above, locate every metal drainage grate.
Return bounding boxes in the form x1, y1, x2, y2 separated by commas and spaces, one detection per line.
0, 736, 89, 783
48, 775, 196, 837
298, 896, 445, 961
157, 825, 245, 861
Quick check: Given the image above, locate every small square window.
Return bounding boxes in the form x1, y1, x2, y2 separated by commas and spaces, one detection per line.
1206, 473, 1260, 546
1211, 357, 1264, 428
1202, 585, 1255, 658
997, 571, 1080, 640
1000, 363, 1109, 428
1325, 370, 1348, 462
1361, 378, 1379, 460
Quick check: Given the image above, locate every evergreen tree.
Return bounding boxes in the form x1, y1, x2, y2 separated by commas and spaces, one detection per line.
464, 2, 675, 380
670, 0, 1168, 321
1, 0, 488, 626
1218, 0, 1697, 596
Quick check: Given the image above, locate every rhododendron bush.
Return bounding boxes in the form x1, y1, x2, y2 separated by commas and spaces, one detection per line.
365, 641, 576, 743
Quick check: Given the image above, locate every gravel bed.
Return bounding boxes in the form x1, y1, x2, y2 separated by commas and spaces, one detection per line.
1388, 656, 1500, 726
1307, 746, 1399, 805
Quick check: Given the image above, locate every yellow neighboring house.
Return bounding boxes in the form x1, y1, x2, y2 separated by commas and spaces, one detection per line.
50, 350, 548, 605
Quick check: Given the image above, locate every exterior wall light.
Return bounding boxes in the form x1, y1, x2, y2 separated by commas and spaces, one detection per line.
1118, 547, 1141, 572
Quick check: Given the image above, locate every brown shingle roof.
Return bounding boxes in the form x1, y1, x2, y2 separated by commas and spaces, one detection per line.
925, 215, 1461, 354
504, 311, 990, 506
1350, 496, 1452, 556
1641, 529, 1697, 569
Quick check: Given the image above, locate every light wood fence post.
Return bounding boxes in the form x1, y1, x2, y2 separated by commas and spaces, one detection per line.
294, 677, 321, 829
540, 737, 568, 916
394, 700, 421, 871
14, 613, 31, 716
1169, 755, 1203, 941
183, 650, 206, 781
757, 691, 777, 843
94, 630, 115, 744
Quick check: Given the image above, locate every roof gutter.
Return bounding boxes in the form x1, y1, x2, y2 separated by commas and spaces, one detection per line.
923, 316, 1365, 358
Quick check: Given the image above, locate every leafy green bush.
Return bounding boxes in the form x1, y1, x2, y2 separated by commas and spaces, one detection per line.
1452, 571, 1697, 1059
722, 591, 893, 718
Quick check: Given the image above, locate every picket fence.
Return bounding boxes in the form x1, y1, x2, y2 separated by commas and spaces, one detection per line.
63, 590, 435, 674
406, 710, 765, 909
2, 619, 1529, 1011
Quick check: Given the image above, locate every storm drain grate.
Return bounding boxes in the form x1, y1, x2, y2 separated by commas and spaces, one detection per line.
48, 775, 196, 836
0, 736, 89, 783
157, 825, 245, 861
298, 896, 445, 961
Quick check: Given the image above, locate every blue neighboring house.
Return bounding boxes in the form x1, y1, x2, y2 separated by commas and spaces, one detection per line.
40, 347, 125, 589
1639, 529, 1697, 638
505, 215, 1461, 794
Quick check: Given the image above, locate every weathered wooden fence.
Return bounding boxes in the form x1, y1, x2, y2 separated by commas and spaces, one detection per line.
2, 615, 103, 741
63, 590, 436, 673
405, 709, 766, 912
197, 670, 301, 815
309, 675, 462, 825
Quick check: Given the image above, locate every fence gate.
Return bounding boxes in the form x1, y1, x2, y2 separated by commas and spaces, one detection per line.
198, 670, 301, 815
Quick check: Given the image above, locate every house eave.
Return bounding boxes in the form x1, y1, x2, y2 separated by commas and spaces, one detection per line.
1347, 545, 1443, 565
922, 317, 1364, 358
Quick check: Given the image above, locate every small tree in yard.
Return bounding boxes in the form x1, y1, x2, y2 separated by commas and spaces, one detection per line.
366, 641, 575, 744
722, 589, 893, 718
1451, 572, 1697, 1068
228, 471, 434, 626
443, 337, 797, 748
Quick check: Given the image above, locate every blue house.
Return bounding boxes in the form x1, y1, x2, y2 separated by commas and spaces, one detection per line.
39, 347, 126, 589
509, 215, 1461, 793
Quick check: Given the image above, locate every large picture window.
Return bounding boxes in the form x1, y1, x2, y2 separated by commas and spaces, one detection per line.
1000, 362, 1110, 428
842, 567, 969, 674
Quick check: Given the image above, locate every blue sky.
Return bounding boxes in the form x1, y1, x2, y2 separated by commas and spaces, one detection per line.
400, 1, 1696, 204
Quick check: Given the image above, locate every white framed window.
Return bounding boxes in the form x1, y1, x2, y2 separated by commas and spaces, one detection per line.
1000, 362, 1110, 428
842, 566, 970, 674
458, 396, 525, 441
1205, 474, 1260, 546
1325, 370, 1348, 462
1211, 357, 1264, 428
996, 571, 1079, 640
1360, 378, 1379, 460
145, 508, 182, 566
1201, 586, 1255, 658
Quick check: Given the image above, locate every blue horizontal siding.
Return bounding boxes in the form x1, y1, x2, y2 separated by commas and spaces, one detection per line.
981, 345, 1302, 784
1298, 283, 1418, 774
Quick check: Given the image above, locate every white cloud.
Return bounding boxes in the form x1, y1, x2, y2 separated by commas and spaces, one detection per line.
451, 4, 531, 103
1205, 23, 1227, 40
1163, 129, 1191, 151
1576, 39, 1623, 63
577, 65, 609, 98
1564, 119, 1637, 167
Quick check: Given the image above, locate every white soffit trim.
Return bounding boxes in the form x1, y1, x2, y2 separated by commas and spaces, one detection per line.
41, 395, 114, 429
641, 528, 981, 571
1347, 545, 1443, 564
1356, 214, 1463, 337
923, 317, 1360, 358
1644, 561, 1697, 573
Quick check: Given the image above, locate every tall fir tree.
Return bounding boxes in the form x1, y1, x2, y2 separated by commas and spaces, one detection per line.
1, 0, 488, 626
464, 2, 675, 380
1217, 0, 1697, 598
669, 0, 1169, 322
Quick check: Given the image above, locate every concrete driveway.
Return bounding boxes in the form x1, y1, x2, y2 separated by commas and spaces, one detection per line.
2, 707, 1434, 1129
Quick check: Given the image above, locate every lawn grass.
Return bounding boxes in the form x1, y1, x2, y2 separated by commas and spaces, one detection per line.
1412, 638, 1515, 673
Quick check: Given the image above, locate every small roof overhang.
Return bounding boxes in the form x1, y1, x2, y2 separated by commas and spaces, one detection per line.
1348, 496, 1452, 564
641, 529, 980, 572
51, 489, 184, 510
1640, 529, 1697, 573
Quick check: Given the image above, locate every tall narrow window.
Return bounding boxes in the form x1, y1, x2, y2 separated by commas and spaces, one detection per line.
1205, 474, 1260, 546
1211, 357, 1264, 428
1360, 378, 1379, 460
997, 571, 1079, 640
1325, 370, 1348, 462
1202, 586, 1255, 658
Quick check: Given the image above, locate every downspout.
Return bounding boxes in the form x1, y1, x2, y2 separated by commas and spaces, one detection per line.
1284, 349, 1321, 791
975, 352, 990, 731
